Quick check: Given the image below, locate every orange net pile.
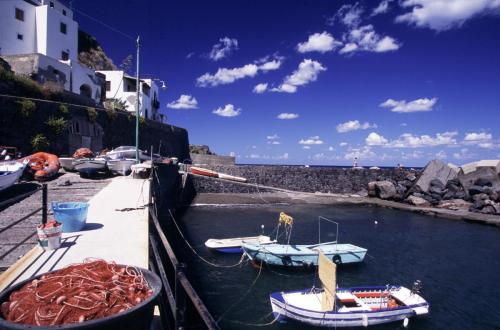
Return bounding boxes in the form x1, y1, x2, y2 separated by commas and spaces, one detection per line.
1, 260, 152, 326
73, 148, 94, 159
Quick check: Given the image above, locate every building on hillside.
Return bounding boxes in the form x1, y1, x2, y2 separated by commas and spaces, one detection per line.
97, 70, 163, 122
0, 0, 104, 103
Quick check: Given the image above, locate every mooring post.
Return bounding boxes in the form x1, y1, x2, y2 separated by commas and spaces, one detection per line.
175, 262, 187, 330
42, 184, 47, 225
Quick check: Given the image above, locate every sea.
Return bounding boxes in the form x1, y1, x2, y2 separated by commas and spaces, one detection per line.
175, 203, 500, 329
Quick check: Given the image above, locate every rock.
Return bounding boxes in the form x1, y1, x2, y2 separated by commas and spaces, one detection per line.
446, 183, 461, 192
406, 195, 431, 207
489, 191, 498, 202
374, 181, 396, 199
474, 178, 492, 187
430, 179, 445, 189
437, 199, 472, 211
472, 200, 485, 210
480, 205, 497, 214
414, 160, 459, 193
429, 186, 444, 195
459, 166, 500, 196
406, 174, 417, 182
396, 184, 407, 195
468, 185, 484, 196
472, 193, 488, 202
453, 191, 466, 200
443, 191, 455, 200
367, 182, 377, 197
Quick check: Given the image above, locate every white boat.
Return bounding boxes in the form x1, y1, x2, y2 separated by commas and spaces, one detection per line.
106, 146, 150, 161
217, 172, 247, 183
205, 235, 275, 253
107, 158, 136, 176
270, 253, 429, 327
59, 157, 75, 171
72, 158, 107, 176
0, 161, 26, 191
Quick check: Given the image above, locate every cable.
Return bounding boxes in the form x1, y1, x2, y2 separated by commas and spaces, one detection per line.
72, 7, 135, 41
0, 93, 106, 110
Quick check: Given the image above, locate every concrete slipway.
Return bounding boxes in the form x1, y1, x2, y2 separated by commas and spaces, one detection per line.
0, 176, 150, 291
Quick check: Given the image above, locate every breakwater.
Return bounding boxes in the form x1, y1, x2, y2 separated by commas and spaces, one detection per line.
191, 165, 417, 194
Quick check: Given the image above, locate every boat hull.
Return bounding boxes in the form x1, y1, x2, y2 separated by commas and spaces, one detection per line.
0, 162, 25, 191
72, 158, 107, 175
190, 166, 218, 177
107, 159, 136, 176
106, 147, 150, 161
270, 287, 429, 327
59, 157, 75, 171
243, 242, 366, 267
205, 236, 275, 254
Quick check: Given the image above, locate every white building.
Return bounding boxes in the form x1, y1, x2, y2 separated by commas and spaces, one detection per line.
98, 70, 162, 122
0, 0, 104, 103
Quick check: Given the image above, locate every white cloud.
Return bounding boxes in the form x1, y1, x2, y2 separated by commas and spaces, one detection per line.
345, 146, 376, 160
402, 150, 424, 160
267, 134, 281, 144
208, 37, 238, 61
253, 83, 268, 94
366, 132, 389, 146
388, 132, 458, 148
464, 132, 492, 142
453, 148, 473, 160
380, 97, 437, 113
299, 136, 324, 145
328, 146, 335, 151
332, 3, 365, 27
275, 153, 289, 160
297, 32, 342, 53
277, 113, 299, 120
272, 59, 326, 93
196, 57, 283, 87
339, 142, 349, 147
336, 120, 377, 133
166, 94, 198, 109
303, 146, 311, 150
401, 123, 408, 127
212, 104, 241, 117
396, 0, 500, 31
372, 0, 393, 16
340, 25, 400, 54
435, 150, 447, 159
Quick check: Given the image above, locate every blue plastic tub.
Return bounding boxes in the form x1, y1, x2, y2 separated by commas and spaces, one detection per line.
51, 202, 89, 232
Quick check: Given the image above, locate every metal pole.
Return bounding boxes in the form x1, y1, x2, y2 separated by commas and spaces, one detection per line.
42, 184, 47, 225
135, 36, 141, 164
175, 263, 187, 329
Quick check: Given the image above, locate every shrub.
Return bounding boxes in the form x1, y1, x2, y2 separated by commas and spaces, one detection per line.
106, 107, 117, 121
59, 104, 69, 114
87, 107, 98, 122
46, 116, 67, 135
16, 100, 36, 117
31, 133, 50, 151
139, 116, 145, 126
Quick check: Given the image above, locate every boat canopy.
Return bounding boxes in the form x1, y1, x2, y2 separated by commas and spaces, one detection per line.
319, 252, 336, 311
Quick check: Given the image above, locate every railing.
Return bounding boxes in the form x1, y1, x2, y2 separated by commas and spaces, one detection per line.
148, 166, 219, 330
0, 184, 46, 271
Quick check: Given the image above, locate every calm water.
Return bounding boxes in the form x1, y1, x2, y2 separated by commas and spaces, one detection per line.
176, 204, 500, 329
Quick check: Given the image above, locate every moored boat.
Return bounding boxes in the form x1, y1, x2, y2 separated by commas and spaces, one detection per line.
205, 235, 275, 254
0, 161, 26, 191
270, 253, 429, 327
217, 172, 247, 183
107, 158, 136, 176
106, 146, 150, 161
72, 157, 107, 177
190, 166, 218, 177
58, 157, 75, 171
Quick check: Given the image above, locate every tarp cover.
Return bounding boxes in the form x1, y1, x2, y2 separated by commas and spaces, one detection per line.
319, 252, 336, 311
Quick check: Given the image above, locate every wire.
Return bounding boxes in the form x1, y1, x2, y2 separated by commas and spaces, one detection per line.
0, 93, 106, 110
72, 7, 135, 41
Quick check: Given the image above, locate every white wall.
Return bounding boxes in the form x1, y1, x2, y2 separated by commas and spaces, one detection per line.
71, 61, 103, 103
0, 0, 37, 56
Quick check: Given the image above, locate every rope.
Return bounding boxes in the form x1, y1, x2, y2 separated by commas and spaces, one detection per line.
167, 209, 247, 268
216, 260, 264, 324
223, 311, 280, 327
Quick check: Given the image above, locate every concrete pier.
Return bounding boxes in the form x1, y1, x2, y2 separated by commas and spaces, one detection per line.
0, 176, 149, 291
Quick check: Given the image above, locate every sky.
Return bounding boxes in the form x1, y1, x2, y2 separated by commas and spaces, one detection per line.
72, 0, 500, 166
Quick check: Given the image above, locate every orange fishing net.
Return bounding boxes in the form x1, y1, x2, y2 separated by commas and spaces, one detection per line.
73, 148, 94, 159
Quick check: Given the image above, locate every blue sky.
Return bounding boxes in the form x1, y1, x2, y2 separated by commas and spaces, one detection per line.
73, 0, 500, 166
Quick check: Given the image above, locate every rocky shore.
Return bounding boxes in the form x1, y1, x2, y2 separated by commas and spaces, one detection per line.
367, 160, 500, 215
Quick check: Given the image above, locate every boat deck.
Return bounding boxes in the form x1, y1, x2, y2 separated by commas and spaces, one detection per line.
0, 176, 149, 291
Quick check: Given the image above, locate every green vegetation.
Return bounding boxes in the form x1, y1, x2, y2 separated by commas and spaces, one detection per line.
106, 107, 117, 121
78, 30, 117, 70
0, 65, 44, 97
16, 99, 36, 117
31, 133, 50, 151
46, 116, 67, 135
139, 116, 146, 126
59, 104, 69, 114
87, 107, 98, 122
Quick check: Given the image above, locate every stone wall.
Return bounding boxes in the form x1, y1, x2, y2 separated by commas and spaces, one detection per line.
191, 165, 415, 194
190, 153, 235, 166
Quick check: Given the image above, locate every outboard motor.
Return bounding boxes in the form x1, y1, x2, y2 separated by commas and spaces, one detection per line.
411, 280, 422, 295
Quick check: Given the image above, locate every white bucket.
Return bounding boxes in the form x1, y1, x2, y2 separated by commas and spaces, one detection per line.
37, 222, 63, 250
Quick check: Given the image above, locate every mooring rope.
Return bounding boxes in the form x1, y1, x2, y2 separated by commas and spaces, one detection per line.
167, 209, 248, 268
216, 260, 264, 324
223, 311, 280, 327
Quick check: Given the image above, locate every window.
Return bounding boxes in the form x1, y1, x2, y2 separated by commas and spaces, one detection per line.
61, 51, 69, 61
60, 22, 67, 34
50, 2, 54, 8
105, 81, 111, 91
62, 9, 67, 16
15, 8, 24, 21
17, 34, 23, 40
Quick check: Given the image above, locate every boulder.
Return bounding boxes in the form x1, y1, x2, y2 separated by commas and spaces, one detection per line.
468, 185, 484, 196
406, 195, 431, 207
414, 160, 459, 193
474, 178, 492, 187
453, 191, 466, 200
437, 199, 472, 211
459, 166, 500, 195
367, 181, 377, 197
406, 174, 417, 182
480, 205, 497, 215
374, 181, 396, 199
429, 186, 444, 195
430, 179, 445, 189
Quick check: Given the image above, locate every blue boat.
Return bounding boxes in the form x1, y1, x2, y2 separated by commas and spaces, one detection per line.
204, 235, 275, 254
242, 241, 367, 267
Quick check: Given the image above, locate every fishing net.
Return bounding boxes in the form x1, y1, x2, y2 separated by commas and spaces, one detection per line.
73, 148, 94, 159
1, 259, 152, 326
